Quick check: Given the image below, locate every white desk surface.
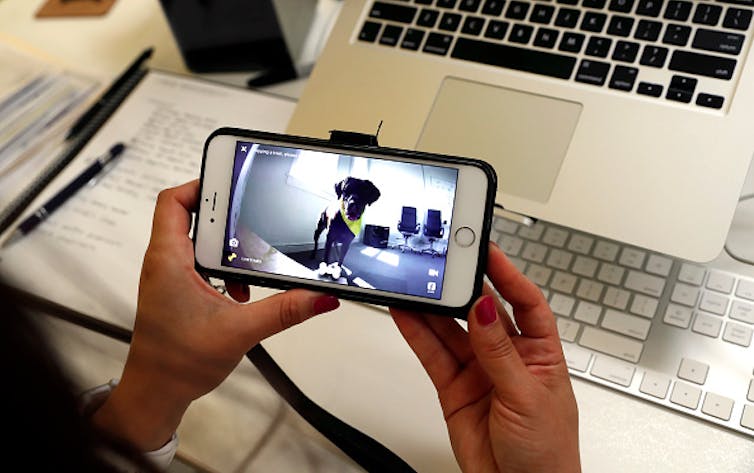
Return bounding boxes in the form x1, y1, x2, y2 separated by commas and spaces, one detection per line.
1, 1, 752, 472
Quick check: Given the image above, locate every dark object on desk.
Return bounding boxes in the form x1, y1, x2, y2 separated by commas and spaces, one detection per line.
363, 224, 389, 249
36, 0, 118, 17
66, 48, 153, 140
2, 143, 126, 248
158, 0, 316, 86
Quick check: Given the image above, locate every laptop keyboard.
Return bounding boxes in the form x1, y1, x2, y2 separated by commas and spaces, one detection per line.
357, 0, 753, 110
490, 214, 754, 437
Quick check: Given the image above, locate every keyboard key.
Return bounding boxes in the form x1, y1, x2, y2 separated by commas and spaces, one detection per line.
678, 358, 709, 384
692, 4, 722, 26
500, 235, 524, 256
666, 74, 697, 103
583, 0, 607, 8
484, 20, 510, 39
417, 8, 440, 27
635, 19, 662, 40
593, 241, 620, 262
369, 2, 417, 23
359, 21, 382, 42
531, 4, 555, 24
597, 263, 625, 285
437, 0, 458, 8
624, 270, 665, 298
542, 227, 569, 247
494, 218, 518, 234
699, 291, 729, 315
547, 249, 573, 271
639, 45, 668, 67
522, 241, 548, 263
748, 380, 754, 402
519, 224, 544, 240
561, 342, 593, 372
669, 50, 737, 80
509, 24, 535, 44
559, 32, 586, 52
630, 294, 658, 319
379, 25, 404, 46
509, 256, 528, 273
423, 32, 454, 55
678, 263, 705, 285
609, 65, 638, 91
670, 381, 702, 409
602, 308, 652, 340
640, 371, 671, 398
662, 23, 691, 46
451, 37, 578, 79
702, 392, 734, 421
505, 1, 530, 20
723, 7, 752, 31
458, 0, 482, 12
572, 255, 599, 278
557, 316, 581, 342
646, 254, 673, 277
526, 263, 553, 286
722, 321, 753, 347
636, 0, 664, 17
696, 93, 724, 109
534, 27, 559, 48
461, 16, 486, 35
737, 279, 754, 301
743, 405, 754, 431
637, 81, 663, 97
551, 293, 577, 317
568, 234, 594, 255
619, 247, 646, 269
401, 28, 426, 50
555, 8, 581, 28
590, 355, 636, 387
670, 282, 700, 306
577, 279, 605, 302
692, 312, 723, 338
693, 29, 745, 55
575, 59, 610, 85
730, 300, 754, 324
706, 271, 735, 294
603, 286, 631, 310
579, 326, 644, 362
574, 301, 603, 325
609, 0, 635, 13
439, 12, 463, 31
663, 303, 693, 328
607, 15, 635, 36
585, 36, 612, 57
551, 271, 579, 293
581, 12, 608, 32
663, 1, 692, 21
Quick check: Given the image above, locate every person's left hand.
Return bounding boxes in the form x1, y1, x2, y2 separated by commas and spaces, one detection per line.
92, 180, 340, 451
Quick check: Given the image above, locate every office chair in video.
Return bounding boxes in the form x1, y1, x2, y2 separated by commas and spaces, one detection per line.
395, 206, 420, 253
422, 209, 446, 257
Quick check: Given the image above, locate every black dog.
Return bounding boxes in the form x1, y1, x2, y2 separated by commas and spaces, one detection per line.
311, 177, 381, 280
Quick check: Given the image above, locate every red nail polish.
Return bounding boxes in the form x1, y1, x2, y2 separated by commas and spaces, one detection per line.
314, 295, 340, 315
476, 296, 498, 326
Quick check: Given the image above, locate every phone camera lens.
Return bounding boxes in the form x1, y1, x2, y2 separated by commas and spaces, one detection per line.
210, 218, 215, 223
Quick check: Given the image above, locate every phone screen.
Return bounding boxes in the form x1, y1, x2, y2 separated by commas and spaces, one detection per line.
221, 140, 459, 300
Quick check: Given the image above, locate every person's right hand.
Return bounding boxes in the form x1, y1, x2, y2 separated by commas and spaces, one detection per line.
390, 242, 580, 473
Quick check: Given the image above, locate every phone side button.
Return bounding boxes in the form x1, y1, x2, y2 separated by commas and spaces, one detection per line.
455, 226, 476, 247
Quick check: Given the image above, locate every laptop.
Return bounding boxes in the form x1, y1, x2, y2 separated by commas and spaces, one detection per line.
286, 0, 754, 262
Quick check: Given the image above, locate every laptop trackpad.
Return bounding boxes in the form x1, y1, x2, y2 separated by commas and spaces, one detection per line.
417, 77, 582, 203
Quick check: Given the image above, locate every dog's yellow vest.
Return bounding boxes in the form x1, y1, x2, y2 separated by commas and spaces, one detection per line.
340, 205, 363, 236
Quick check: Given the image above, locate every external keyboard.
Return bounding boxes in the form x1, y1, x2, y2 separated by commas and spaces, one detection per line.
358, 0, 753, 111
491, 214, 754, 438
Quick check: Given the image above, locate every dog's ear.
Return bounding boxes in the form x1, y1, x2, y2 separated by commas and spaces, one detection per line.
334, 179, 347, 198
362, 180, 381, 206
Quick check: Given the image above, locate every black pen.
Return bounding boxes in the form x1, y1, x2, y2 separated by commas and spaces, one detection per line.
65, 47, 153, 140
1, 143, 126, 248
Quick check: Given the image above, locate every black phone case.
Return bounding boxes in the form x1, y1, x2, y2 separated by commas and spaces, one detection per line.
194, 127, 498, 319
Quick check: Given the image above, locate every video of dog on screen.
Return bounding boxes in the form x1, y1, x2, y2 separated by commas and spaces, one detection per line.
222, 141, 458, 299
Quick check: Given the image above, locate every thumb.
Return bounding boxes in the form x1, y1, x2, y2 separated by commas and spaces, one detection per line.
239, 289, 340, 342
468, 295, 530, 399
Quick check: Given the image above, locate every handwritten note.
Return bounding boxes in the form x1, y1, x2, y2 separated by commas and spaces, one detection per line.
0, 70, 296, 326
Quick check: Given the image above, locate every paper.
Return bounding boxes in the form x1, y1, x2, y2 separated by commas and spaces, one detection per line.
0, 70, 296, 327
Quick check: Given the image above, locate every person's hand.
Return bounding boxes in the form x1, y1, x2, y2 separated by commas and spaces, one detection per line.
92, 180, 340, 451
390, 242, 580, 473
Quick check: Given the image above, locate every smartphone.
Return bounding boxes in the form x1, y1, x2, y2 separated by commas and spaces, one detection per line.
194, 128, 497, 317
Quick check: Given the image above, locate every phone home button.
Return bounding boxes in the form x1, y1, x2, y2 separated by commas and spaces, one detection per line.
454, 227, 476, 248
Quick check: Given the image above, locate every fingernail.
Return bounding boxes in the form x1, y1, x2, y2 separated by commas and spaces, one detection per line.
313, 295, 340, 315
476, 296, 498, 326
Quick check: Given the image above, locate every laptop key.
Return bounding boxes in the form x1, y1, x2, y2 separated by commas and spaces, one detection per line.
436, 0, 458, 9
481, 0, 505, 16
669, 50, 736, 80
581, 12, 608, 32
401, 28, 426, 50
607, 15, 635, 36
692, 29, 745, 55
555, 8, 581, 28
531, 4, 555, 24
612, 40, 640, 62
458, 0, 482, 12
583, 0, 607, 8
417, 8, 440, 27
639, 45, 668, 67
423, 32, 454, 55
634, 19, 662, 41
506, 1, 530, 20
609, 0, 635, 13
358, 21, 383, 42
663, 0, 692, 22
379, 25, 404, 46
585, 36, 612, 57
461, 16, 486, 35
723, 8, 753, 31
692, 4, 722, 26
369, 2, 418, 23
636, 0, 664, 17
662, 24, 692, 46
609, 65, 638, 91
510, 24, 534, 44
484, 20, 509, 39
439, 12, 463, 31
534, 27, 560, 48
560, 32, 586, 52
451, 37, 577, 79
575, 59, 611, 86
